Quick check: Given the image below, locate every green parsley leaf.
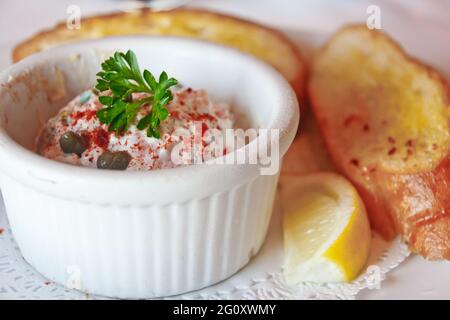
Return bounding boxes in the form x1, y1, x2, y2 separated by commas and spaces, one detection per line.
95, 50, 178, 137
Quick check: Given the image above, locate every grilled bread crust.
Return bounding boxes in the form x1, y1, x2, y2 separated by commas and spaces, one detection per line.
13, 8, 306, 101
309, 25, 450, 259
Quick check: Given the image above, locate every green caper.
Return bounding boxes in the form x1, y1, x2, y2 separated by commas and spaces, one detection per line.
97, 151, 132, 170
59, 131, 88, 157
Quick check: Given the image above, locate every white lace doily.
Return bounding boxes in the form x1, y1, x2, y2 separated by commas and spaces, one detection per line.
0, 192, 409, 300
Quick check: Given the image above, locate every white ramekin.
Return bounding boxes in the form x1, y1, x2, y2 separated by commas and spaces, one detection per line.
0, 37, 299, 298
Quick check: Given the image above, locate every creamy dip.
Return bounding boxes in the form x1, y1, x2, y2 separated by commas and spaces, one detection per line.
37, 88, 234, 170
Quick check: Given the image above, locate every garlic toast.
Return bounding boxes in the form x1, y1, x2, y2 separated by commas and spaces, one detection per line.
309, 25, 450, 259
13, 8, 306, 100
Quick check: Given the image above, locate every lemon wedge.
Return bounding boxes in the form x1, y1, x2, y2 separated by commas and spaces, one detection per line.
281, 172, 371, 284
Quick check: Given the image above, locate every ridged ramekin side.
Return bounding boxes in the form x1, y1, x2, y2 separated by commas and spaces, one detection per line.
2, 173, 278, 298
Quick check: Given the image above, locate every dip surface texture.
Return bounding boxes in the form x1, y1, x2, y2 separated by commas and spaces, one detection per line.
37, 88, 234, 170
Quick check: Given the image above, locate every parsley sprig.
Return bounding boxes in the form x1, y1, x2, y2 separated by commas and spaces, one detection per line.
95, 50, 178, 138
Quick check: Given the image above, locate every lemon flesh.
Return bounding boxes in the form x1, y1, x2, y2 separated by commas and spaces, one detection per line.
282, 173, 371, 284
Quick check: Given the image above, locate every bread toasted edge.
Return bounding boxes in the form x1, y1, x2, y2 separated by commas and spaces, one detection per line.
310, 24, 450, 105
308, 25, 450, 245
12, 8, 307, 101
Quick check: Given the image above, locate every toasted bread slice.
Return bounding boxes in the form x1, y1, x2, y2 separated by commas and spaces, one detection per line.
309, 25, 450, 259
13, 8, 306, 100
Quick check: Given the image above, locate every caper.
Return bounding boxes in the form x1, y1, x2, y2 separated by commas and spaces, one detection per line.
124, 93, 133, 102
97, 151, 132, 170
59, 131, 88, 157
